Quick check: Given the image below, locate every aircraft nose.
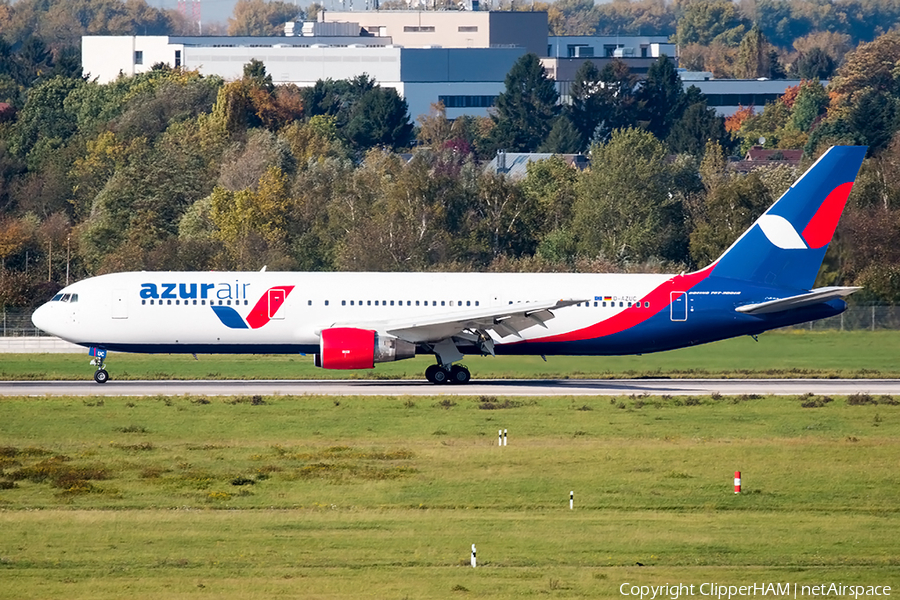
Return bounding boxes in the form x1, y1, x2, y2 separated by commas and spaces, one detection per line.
31, 302, 55, 335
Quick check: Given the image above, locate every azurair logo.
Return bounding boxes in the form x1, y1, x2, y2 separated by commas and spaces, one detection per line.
211, 286, 295, 329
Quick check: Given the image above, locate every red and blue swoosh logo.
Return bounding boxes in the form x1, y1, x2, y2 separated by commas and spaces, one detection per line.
212, 286, 294, 329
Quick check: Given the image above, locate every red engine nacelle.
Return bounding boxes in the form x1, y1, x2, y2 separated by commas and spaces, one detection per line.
315, 327, 416, 370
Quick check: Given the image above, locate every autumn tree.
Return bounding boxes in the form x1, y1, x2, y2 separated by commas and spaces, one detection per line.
227, 0, 301, 36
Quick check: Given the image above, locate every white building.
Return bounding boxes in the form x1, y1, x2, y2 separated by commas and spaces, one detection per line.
82, 35, 525, 120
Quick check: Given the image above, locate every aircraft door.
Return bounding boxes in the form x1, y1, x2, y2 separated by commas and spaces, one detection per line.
268, 288, 288, 320
111, 289, 128, 319
670, 291, 687, 321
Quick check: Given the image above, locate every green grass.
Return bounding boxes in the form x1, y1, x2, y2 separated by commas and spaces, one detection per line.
0, 393, 898, 598
2, 330, 900, 380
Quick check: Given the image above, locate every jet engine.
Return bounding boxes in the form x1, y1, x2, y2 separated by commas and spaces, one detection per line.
315, 327, 416, 369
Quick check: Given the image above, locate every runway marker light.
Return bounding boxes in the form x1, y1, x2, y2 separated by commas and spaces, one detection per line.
471, 544, 476, 568
734, 471, 741, 494
570, 490, 574, 509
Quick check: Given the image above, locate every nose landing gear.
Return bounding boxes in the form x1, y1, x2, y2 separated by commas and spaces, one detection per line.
89, 347, 110, 384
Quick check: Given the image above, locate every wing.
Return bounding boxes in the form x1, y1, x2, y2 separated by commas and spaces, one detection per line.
735, 286, 861, 315
322, 298, 586, 348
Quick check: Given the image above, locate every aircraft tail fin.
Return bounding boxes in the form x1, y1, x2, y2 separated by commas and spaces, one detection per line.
710, 145, 867, 290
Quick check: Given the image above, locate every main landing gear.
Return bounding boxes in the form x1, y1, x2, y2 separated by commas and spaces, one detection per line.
425, 364, 471, 385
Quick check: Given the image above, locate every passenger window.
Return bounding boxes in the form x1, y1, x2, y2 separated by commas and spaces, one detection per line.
308, 300, 312, 306
390, 301, 394, 306
193, 300, 197, 305
168, 300, 172, 305
619, 302, 624, 307
201, 300, 206, 305
433, 301, 437, 306
466, 301, 471, 306
441, 301, 446, 306
644, 301, 650, 308
407, 301, 411, 306
475, 301, 479, 306
142, 300, 146, 305
627, 302, 632, 307
415, 300, 420, 306
325, 300, 329, 306
367, 300, 371, 306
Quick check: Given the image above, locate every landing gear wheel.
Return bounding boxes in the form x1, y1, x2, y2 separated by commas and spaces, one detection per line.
94, 369, 110, 384
450, 365, 471, 384
425, 364, 441, 384
431, 367, 450, 385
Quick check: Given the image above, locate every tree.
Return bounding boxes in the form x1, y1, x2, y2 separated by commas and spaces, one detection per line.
795, 47, 835, 79
487, 53, 559, 153
597, 59, 640, 131
666, 101, 730, 156
539, 115, 583, 153
636, 56, 684, 140
788, 79, 828, 132
344, 87, 414, 151
675, 0, 748, 47
573, 128, 690, 264
734, 24, 773, 79
227, 0, 301, 36
569, 61, 606, 148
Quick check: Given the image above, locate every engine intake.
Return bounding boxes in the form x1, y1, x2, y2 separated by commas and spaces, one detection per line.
315, 327, 416, 370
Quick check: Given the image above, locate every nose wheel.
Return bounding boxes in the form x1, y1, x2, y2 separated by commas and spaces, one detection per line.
425, 364, 470, 384
93, 369, 110, 384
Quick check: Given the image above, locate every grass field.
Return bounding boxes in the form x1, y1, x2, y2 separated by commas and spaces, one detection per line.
1, 392, 898, 598
2, 330, 900, 380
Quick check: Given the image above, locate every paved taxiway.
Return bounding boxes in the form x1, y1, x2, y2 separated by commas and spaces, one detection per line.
2, 379, 900, 396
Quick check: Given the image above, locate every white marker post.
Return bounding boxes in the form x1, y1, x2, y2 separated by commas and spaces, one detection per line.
503, 429, 508, 446
570, 490, 574, 509
498, 429, 502, 446
471, 544, 476, 568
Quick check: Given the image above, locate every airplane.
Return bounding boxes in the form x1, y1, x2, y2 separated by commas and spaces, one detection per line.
32, 145, 867, 385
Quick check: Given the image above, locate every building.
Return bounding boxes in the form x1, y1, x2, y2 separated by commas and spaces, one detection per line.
81, 34, 524, 120
547, 35, 674, 60
318, 10, 548, 56
681, 77, 823, 116
485, 152, 589, 178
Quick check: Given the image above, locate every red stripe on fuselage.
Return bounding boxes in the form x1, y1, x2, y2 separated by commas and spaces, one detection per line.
246, 286, 295, 329
801, 181, 853, 249
526, 264, 717, 344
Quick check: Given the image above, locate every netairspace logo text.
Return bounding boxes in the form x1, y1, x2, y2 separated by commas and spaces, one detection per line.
619, 583, 892, 600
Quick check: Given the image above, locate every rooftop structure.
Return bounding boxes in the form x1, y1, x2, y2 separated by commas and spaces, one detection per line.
319, 10, 548, 56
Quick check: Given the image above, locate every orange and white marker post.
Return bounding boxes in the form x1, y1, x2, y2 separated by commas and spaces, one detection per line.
734, 471, 742, 494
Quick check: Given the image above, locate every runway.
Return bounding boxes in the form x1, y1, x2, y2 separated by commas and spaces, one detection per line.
2, 378, 900, 397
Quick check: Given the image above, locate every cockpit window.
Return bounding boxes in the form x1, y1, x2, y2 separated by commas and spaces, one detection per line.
51, 294, 63, 301
70, 294, 78, 303
61, 294, 71, 302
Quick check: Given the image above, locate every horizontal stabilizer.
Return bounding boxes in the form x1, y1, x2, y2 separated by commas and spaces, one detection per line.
735, 286, 861, 315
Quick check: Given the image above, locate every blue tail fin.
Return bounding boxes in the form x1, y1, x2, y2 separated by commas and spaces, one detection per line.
710, 145, 867, 290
